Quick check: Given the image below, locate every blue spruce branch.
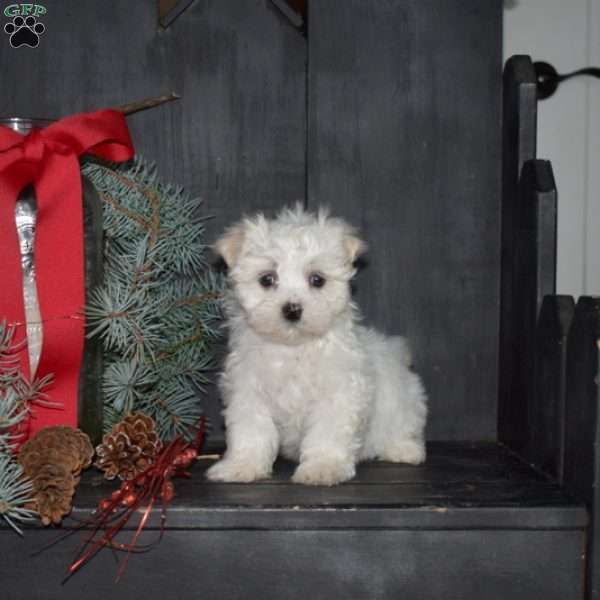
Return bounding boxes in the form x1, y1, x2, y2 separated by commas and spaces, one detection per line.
0, 322, 41, 534
83, 157, 223, 441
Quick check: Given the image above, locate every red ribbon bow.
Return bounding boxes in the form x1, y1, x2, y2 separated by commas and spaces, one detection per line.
0, 110, 134, 438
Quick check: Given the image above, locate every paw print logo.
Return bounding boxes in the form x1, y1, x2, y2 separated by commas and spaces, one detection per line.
4, 15, 45, 48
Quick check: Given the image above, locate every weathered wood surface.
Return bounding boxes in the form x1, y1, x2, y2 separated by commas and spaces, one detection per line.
531, 295, 574, 481
2, 442, 586, 599
498, 55, 539, 449
0, 1, 512, 442
307, 0, 503, 439
564, 297, 600, 599
0, 0, 306, 436
0, 0, 306, 237
2, 529, 584, 600
499, 159, 558, 456
18, 442, 587, 530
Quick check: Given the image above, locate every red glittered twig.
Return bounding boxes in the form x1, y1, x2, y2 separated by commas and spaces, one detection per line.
63, 417, 205, 582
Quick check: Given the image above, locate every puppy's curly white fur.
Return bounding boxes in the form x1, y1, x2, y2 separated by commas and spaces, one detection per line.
207, 206, 427, 486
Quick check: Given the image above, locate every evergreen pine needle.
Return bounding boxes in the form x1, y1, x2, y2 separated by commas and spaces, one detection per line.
0, 456, 35, 535
0, 322, 43, 534
83, 157, 223, 442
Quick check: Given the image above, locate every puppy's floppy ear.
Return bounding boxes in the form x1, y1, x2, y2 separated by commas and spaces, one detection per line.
215, 223, 245, 268
344, 235, 367, 263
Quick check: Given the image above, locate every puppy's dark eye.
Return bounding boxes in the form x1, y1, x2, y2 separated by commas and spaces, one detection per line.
259, 272, 277, 288
308, 272, 326, 288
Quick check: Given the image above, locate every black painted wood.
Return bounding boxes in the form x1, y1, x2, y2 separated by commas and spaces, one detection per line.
0, 0, 307, 439
501, 55, 538, 214
564, 297, 600, 599
307, 0, 503, 440
3, 529, 584, 600
499, 55, 538, 450
158, 1, 307, 435
0, 1, 306, 233
2, 443, 586, 599
78, 176, 105, 446
8, 442, 585, 530
527, 163, 558, 314
532, 295, 574, 482
159, 0, 195, 28
499, 160, 557, 457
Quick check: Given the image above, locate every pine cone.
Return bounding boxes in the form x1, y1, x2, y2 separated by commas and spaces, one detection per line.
29, 463, 77, 526
95, 413, 162, 481
18, 426, 94, 526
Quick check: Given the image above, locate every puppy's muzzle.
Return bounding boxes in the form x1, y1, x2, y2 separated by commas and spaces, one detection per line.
282, 302, 303, 323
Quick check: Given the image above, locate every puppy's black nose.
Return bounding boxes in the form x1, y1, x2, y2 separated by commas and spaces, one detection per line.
282, 302, 303, 322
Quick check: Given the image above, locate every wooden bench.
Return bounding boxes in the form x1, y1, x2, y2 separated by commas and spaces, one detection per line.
2, 2, 599, 598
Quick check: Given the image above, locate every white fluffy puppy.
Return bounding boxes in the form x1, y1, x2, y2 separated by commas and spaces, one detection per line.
207, 206, 427, 486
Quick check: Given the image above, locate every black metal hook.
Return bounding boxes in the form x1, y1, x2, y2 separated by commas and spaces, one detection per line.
534, 61, 600, 100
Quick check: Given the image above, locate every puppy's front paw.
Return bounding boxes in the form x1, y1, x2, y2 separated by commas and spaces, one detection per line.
206, 458, 271, 483
292, 457, 356, 486
380, 440, 426, 465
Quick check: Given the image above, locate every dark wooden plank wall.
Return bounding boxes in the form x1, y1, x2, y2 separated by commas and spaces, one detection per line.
0, 1, 504, 441
0, 0, 306, 437
308, 0, 503, 439
0, 1, 306, 234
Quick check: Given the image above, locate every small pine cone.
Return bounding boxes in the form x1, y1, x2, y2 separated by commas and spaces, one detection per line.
18, 426, 93, 526
34, 488, 75, 526
95, 413, 162, 481
29, 463, 77, 526
34, 463, 77, 496
19, 426, 94, 478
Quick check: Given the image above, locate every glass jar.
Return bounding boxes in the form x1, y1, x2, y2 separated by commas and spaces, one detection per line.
1, 117, 104, 444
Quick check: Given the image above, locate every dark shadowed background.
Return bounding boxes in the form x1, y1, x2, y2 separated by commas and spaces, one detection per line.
0, 0, 502, 442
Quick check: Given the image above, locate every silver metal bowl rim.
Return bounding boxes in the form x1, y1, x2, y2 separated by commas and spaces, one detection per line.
0, 117, 56, 134
0, 117, 55, 124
